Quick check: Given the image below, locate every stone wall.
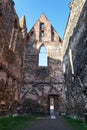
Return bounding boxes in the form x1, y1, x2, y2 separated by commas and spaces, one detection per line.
0, 0, 65, 116
0, 64, 20, 116
21, 14, 66, 114
0, 0, 27, 116
63, 0, 87, 117
62, 0, 86, 58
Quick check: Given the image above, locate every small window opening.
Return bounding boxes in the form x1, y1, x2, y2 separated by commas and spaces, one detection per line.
59, 37, 62, 43
52, 32, 54, 41
40, 31, 44, 37
40, 23, 44, 29
14, 19, 18, 29
0, 3, 2, 16
11, 0, 15, 6
31, 31, 34, 37
39, 46, 48, 66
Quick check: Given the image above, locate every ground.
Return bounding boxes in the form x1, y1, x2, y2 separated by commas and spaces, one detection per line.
24, 115, 74, 130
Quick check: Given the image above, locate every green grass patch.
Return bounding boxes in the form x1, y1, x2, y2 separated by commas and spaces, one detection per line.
0, 115, 38, 130
64, 115, 87, 130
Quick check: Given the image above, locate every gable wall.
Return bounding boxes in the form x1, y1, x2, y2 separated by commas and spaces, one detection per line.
21, 15, 65, 114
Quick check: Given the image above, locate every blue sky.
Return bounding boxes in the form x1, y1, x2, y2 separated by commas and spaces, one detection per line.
13, 0, 71, 38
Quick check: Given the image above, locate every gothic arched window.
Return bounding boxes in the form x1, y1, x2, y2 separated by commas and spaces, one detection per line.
39, 46, 48, 66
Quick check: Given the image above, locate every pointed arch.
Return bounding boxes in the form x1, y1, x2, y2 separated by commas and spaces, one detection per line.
39, 45, 48, 66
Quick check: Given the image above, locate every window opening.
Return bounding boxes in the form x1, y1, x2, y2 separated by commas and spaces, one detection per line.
52, 32, 54, 41
40, 23, 44, 29
40, 31, 44, 37
31, 31, 34, 37
14, 19, 18, 29
39, 46, 48, 66
59, 37, 62, 43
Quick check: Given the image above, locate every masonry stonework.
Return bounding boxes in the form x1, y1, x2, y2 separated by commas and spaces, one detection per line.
63, 0, 87, 117
0, 0, 27, 116
21, 14, 65, 114
0, 0, 87, 118
0, 0, 66, 116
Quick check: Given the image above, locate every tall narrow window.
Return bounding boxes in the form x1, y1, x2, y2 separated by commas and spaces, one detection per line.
52, 32, 54, 41
40, 23, 44, 40
0, 1, 2, 16
41, 31, 44, 37
31, 31, 34, 37
39, 46, 48, 66
51, 26, 55, 41
40, 23, 44, 29
14, 19, 18, 29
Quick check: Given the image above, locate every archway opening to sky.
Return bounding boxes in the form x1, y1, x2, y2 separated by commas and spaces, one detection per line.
39, 46, 48, 67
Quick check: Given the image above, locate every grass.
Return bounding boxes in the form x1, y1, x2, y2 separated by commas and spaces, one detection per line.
64, 115, 87, 130
0, 115, 38, 130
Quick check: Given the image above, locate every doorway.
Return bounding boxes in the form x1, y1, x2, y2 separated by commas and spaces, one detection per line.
48, 95, 59, 115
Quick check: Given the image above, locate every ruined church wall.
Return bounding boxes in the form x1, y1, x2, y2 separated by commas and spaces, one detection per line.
63, 0, 87, 117
0, 0, 25, 80
22, 42, 65, 113
0, 65, 20, 116
0, 0, 26, 116
21, 15, 66, 114
62, 0, 86, 58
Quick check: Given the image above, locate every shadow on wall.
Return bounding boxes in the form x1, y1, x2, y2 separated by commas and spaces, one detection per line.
63, 0, 87, 117
20, 56, 65, 115
63, 0, 87, 79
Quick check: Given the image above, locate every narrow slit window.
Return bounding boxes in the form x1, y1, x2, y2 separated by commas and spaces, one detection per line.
40, 23, 44, 29
41, 31, 44, 37
52, 32, 54, 41
31, 31, 34, 37
14, 19, 18, 29
39, 46, 48, 66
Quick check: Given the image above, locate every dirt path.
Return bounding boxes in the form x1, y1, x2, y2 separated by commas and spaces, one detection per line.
24, 115, 75, 130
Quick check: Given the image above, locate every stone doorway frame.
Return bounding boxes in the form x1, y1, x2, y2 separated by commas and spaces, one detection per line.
48, 94, 59, 115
